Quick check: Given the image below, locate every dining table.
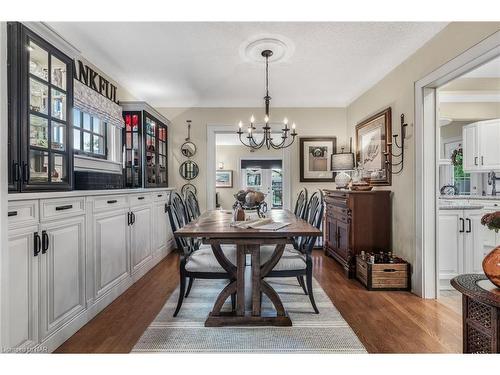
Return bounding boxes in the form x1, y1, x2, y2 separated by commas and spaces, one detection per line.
174, 209, 322, 327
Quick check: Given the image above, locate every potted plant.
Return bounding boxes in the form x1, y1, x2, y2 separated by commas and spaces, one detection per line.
481, 211, 500, 288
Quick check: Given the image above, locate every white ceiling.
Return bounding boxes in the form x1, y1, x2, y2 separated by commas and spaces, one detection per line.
463, 55, 500, 78
48, 22, 447, 107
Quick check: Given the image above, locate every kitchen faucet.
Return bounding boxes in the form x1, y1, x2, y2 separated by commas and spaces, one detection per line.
488, 171, 500, 196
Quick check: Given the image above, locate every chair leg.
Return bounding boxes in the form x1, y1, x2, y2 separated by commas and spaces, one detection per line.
185, 277, 194, 298
297, 276, 308, 295
306, 268, 319, 314
173, 274, 187, 317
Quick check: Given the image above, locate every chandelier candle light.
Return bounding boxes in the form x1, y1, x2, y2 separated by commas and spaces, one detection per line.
237, 50, 297, 150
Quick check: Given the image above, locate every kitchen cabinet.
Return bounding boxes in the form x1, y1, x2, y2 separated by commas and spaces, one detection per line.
122, 103, 170, 188
38, 215, 86, 340
463, 119, 500, 172
6, 225, 40, 351
8, 22, 74, 192
130, 203, 153, 274
438, 208, 483, 290
92, 207, 130, 299
4, 189, 174, 353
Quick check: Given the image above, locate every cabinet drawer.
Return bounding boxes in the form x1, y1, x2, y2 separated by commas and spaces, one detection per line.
130, 193, 152, 207
326, 196, 349, 208
153, 191, 169, 202
92, 195, 129, 213
40, 197, 85, 221
8, 200, 38, 228
332, 205, 351, 217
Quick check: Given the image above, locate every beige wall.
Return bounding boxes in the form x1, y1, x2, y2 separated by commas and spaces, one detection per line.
215, 144, 282, 209
439, 102, 500, 120
346, 22, 500, 268
157, 107, 347, 211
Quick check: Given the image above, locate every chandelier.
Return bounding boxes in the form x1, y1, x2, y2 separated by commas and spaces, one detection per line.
237, 50, 297, 150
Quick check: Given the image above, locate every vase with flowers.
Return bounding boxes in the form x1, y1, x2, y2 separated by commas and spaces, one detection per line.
481, 211, 500, 288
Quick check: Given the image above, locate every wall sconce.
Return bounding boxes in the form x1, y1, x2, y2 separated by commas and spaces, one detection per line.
218, 162, 224, 170
384, 113, 408, 174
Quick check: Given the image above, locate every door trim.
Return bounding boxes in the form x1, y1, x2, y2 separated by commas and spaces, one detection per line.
206, 124, 291, 211
414, 30, 500, 298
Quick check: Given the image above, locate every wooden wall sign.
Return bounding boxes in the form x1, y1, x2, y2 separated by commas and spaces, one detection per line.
73, 60, 118, 104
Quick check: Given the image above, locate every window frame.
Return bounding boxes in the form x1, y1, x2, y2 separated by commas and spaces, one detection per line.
73, 109, 108, 160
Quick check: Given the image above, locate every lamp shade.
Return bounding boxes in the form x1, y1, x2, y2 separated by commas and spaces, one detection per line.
331, 152, 355, 172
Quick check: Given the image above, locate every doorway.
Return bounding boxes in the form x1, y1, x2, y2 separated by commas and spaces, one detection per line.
208, 126, 291, 211
415, 30, 500, 298
240, 158, 283, 210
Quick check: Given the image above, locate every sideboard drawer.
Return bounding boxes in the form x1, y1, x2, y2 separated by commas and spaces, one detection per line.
40, 197, 85, 221
92, 195, 129, 213
8, 200, 38, 228
130, 193, 152, 207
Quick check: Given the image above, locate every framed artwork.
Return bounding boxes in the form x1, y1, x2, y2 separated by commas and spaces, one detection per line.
215, 170, 233, 188
299, 137, 337, 182
355, 107, 392, 186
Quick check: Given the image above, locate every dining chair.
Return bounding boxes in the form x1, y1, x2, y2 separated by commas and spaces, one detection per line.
260, 190, 324, 313
167, 191, 236, 317
293, 188, 308, 219
184, 189, 201, 222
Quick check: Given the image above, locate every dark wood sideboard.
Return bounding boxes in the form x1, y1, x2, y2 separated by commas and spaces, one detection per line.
323, 190, 392, 278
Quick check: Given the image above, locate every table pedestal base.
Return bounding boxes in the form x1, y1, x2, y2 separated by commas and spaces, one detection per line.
205, 312, 292, 327
206, 242, 292, 327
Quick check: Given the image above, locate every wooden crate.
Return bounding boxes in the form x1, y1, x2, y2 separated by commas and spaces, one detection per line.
356, 256, 410, 291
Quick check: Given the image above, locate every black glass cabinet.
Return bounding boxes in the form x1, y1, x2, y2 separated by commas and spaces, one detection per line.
8, 22, 74, 192
122, 105, 168, 188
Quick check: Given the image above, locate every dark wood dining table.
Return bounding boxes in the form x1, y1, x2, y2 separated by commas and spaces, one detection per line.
174, 209, 321, 327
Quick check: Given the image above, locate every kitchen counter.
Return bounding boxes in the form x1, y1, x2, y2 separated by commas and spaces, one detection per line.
7, 187, 175, 201
439, 204, 485, 210
438, 195, 500, 201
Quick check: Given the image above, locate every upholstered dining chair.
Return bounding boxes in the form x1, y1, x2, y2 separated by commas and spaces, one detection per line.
260, 190, 324, 313
184, 189, 201, 222
293, 188, 308, 219
166, 191, 236, 317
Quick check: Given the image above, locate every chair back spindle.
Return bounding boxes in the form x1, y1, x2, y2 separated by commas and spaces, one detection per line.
167, 192, 193, 256
294, 188, 308, 219
185, 190, 201, 221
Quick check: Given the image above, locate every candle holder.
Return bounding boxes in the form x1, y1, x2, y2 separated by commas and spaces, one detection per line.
384, 113, 408, 175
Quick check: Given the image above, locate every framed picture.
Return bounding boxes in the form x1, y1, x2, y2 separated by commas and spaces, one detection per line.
355, 107, 392, 186
299, 137, 337, 182
215, 170, 233, 188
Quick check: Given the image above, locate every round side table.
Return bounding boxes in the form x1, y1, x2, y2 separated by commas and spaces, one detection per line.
451, 274, 500, 354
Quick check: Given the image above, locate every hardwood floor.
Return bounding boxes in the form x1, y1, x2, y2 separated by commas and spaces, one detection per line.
55, 250, 462, 353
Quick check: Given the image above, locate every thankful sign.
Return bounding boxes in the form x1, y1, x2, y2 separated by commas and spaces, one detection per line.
73, 60, 119, 104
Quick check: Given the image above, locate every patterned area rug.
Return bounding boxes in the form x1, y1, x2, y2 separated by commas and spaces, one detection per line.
132, 277, 367, 353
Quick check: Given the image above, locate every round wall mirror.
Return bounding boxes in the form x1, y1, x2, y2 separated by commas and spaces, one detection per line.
181, 183, 197, 196
181, 141, 197, 157
179, 160, 199, 180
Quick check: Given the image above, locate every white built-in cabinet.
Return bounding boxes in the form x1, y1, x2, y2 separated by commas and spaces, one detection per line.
463, 119, 500, 172
5, 189, 174, 353
439, 208, 484, 290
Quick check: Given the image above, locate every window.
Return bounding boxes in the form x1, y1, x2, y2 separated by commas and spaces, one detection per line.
73, 109, 107, 158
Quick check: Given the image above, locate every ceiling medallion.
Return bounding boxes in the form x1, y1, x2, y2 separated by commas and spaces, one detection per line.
237, 49, 297, 150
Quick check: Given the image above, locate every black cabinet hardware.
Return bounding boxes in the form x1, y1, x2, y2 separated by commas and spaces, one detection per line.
474, 157, 478, 166
459, 217, 465, 233
127, 212, 131, 226
157, 194, 163, 198
164, 203, 168, 213
131, 212, 136, 225
466, 218, 472, 233
22, 162, 29, 183
107, 200, 118, 204
8, 211, 18, 217
137, 196, 145, 200
12, 162, 20, 182
481, 156, 484, 165
42, 230, 49, 254
34, 232, 41, 257
55, 204, 73, 211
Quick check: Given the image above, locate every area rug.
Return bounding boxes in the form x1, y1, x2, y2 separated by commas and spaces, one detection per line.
132, 277, 367, 353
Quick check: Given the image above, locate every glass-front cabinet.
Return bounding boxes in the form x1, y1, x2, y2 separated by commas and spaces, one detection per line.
122, 105, 169, 188
8, 22, 73, 191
